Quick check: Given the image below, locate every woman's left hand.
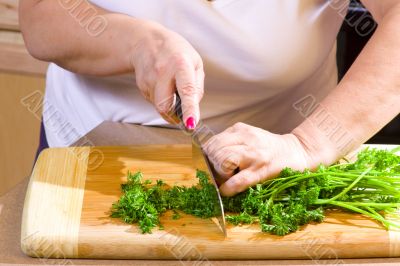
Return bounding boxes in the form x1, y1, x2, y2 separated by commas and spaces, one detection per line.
204, 122, 329, 197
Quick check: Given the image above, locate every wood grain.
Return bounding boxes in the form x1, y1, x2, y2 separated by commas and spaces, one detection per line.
0, 0, 18, 31
21, 147, 90, 258
21, 144, 400, 259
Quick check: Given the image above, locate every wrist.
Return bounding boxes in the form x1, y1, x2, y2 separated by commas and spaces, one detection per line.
291, 119, 343, 169
108, 15, 165, 73
126, 18, 170, 72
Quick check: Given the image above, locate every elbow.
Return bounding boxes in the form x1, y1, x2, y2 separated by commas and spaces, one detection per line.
19, 0, 53, 62
19, 26, 51, 62
21, 30, 50, 61
21, 31, 50, 62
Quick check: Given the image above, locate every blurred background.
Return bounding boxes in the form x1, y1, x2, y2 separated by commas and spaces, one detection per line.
0, 0, 48, 196
0, 0, 398, 196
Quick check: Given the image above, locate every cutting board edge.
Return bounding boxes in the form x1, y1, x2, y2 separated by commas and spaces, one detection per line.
21, 147, 90, 258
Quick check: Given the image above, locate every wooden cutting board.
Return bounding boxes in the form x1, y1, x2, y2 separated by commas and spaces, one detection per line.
21, 144, 400, 260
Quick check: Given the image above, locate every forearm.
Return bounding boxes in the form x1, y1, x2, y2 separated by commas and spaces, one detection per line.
20, 0, 154, 75
293, 5, 400, 165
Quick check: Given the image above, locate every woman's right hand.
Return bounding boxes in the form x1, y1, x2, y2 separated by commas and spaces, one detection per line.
20, 1, 203, 128
130, 20, 205, 129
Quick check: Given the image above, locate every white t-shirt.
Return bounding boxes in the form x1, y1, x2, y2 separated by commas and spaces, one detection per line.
43, 0, 348, 147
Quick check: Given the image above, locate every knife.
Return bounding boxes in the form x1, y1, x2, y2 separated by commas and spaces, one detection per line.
173, 93, 227, 237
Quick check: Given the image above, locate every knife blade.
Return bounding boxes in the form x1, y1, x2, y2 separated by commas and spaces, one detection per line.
173, 93, 227, 237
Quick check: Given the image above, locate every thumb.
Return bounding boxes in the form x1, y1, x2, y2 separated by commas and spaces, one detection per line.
175, 65, 204, 130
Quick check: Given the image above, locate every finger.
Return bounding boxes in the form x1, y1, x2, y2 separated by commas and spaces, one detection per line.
219, 167, 266, 197
203, 125, 238, 152
175, 61, 202, 130
210, 145, 250, 179
135, 76, 153, 103
153, 78, 178, 124
195, 67, 205, 102
204, 131, 245, 159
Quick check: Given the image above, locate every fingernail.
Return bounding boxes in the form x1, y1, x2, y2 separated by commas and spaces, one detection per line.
185, 116, 196, 130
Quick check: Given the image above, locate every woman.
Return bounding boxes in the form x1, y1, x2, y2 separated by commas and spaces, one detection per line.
20, 0, 400, 196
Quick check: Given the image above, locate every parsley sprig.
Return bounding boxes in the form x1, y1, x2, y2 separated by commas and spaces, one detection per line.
110, 170, 220, 233
111, 147, 400, 235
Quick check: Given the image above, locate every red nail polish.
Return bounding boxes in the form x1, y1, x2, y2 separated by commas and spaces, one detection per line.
186, 116, 196, 130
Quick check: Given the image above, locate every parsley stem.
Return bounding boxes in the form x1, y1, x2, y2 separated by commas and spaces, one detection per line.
323, 168, 372, 204
320, 200, 400, 229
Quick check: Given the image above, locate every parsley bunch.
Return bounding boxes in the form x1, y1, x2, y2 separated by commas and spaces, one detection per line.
224, 146, 400, 235
111, 147, 400, 235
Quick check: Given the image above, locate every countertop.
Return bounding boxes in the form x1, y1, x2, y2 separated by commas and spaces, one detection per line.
1, 121, 400, 266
